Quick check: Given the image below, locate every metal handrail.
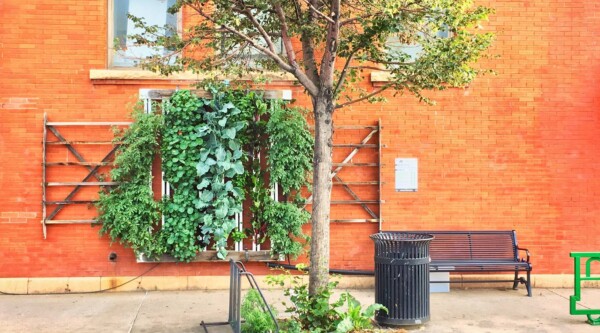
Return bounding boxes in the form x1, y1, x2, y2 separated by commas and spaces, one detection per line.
570, 252, 600, 326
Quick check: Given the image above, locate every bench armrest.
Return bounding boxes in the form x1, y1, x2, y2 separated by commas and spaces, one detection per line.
516, 246, 531, 263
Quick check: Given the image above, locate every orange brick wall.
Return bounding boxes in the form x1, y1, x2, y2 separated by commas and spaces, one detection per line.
1, 0, 599, 278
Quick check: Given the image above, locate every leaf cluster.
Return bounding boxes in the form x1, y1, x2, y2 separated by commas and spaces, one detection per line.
267, 104, 313, 197
162, 90, 207, 261
241, 289, 278, 333
266, 271, 386, 333
97, 107, 166, 258
193, 87, 247, 259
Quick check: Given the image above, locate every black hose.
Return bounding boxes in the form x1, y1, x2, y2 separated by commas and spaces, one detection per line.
267, 263, 374, 276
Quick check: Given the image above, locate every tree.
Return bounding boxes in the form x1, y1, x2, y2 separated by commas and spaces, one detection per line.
128, 0, 493, 295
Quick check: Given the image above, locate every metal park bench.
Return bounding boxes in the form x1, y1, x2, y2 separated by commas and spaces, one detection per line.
403, 230, 533, 296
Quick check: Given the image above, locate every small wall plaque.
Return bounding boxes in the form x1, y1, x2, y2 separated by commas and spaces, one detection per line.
395, 158, 418, 192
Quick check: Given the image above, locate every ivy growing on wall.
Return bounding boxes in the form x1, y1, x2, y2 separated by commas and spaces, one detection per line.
97, 107, 165, 259
96, 87, 313, 261
161, 91, 206, 261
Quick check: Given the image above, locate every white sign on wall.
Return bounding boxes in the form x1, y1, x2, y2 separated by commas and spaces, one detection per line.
395, 158, 418, 192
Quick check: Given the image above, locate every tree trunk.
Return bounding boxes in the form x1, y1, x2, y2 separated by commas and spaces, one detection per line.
309, 90, 335, 295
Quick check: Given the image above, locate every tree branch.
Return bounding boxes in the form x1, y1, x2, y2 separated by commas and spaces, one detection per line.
273, 2, 319, 96
235, 2, 278, 54
300, 0, 320, 87
273, 4, 297, 67
349, 65, 389, 71
333, 51, 355, 96
188, 3, 293, 72
335, 84, 391, 109
300, 0, 335, 24
320, 0, 341, 87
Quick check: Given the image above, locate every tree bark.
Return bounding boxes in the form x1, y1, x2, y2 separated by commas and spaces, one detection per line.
309, 89, 335, 295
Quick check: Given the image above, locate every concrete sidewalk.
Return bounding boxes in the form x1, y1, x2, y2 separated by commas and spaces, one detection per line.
0, 287, 598, 333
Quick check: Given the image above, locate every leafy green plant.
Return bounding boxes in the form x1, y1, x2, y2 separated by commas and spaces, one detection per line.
98, 87, 314, 261
229, 91, 312, 258
161, 90, 206, 261
263, 200, 310, 258
194, 87, 247, 258
335, 293, 387, 333
241, 289, 278, 333
96, 108, 166, 259
266, 104, 313, 197
267, 269, 386, 333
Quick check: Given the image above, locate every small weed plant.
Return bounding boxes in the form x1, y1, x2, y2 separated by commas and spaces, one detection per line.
266, 268, 387, 333
241, 289, 278, 333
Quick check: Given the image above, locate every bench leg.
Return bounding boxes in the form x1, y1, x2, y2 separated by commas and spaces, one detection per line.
526, 270, 532, 297
513, 271, 520, 290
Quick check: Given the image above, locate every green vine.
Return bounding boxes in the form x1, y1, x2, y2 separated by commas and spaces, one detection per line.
97, 87, 313, 261
267, 104, 314, 197
194, 87, 247, 259
96, 107, 165, 258
263, 200, 310, 257
161, 91, 206, 261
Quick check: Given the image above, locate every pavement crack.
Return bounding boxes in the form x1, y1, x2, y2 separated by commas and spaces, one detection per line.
545, 288, 592, 309
128, 291, 148, 333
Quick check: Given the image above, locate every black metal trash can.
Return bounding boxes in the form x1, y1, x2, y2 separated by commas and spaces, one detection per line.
370, 232, 434, 326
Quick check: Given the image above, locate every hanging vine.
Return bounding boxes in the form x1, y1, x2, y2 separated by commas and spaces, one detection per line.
264, 103, 313, 257
96, 107, 165, 259
193, 87, 247, 259
266, 104, 314, 198
96, 87, 313, 261
161, 91, 206, 261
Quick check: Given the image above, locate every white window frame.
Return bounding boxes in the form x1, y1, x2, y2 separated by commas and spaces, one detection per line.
107, 0, 182, 68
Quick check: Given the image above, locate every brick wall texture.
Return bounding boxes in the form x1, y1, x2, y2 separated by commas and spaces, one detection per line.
1, 0, 599, 278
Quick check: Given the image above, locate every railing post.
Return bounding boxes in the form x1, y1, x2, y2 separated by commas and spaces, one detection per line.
570, 252, 600, 325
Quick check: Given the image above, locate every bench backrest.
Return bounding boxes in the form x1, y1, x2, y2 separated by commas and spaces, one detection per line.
403, 230, 518, 261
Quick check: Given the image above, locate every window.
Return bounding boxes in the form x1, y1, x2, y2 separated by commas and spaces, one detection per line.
218, 11, 283, 70
226, 37, 283, 69
109, 0, 178, 67
385, 27, 451, 63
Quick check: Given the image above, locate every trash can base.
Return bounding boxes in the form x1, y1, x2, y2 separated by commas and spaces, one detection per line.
376, 315, 430, 326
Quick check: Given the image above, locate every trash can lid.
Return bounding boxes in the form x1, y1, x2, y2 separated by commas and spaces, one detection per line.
370, 232, 434, 242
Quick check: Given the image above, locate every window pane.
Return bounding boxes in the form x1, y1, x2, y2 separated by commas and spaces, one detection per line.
112, 0, 177, 67
386, 26, 450, 63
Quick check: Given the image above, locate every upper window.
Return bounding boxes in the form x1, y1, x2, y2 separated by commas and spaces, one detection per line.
385, 27, 451, 63
218, 11, 283, 70
110, 0, 178, 67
